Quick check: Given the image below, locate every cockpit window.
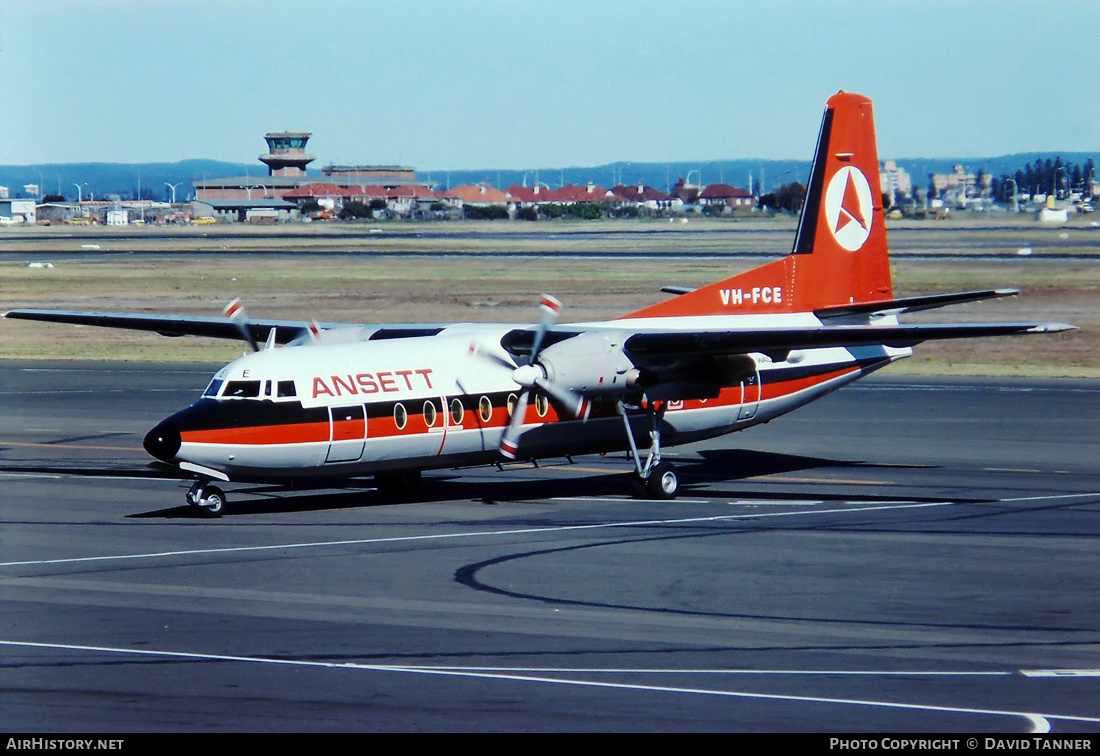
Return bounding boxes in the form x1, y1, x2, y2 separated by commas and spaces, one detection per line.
203, 378, 224, 398
224, 380, 261, 398
277, 380, 297, 398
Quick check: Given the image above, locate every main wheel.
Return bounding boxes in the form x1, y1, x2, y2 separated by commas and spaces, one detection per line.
644, 461, 679, 500
199, 485, 226, 517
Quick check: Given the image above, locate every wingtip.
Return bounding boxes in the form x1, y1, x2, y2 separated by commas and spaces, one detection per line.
1037, 323, 1077, 334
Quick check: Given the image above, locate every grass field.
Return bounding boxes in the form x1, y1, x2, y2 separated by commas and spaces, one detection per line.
1, 220, 1096, 375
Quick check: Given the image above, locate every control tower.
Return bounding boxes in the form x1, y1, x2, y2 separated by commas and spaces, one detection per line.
259, 132, 315, 177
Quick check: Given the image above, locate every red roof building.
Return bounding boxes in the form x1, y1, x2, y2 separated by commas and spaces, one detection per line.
699, 183, 755, 207
609, 182, 672, 205
545, 182, 610, 203
504, 184, 554, 204
445, 183, 512, 204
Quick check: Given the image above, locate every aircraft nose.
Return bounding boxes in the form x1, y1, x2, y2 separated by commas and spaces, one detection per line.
143, 421, 181, 462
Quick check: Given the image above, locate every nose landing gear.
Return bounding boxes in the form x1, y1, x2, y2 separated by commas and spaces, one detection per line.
186, 480, 227, 517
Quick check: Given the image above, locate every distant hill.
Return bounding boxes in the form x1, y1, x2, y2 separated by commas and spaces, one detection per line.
426, 160, 811, 196
433, 153, 1100, 196
0, 160, 320, 202
2, 153, 1096, 201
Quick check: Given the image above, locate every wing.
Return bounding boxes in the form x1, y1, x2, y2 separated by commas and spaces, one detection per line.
621, 287, 1072, 364
2, 308, 323, 344
624, 321, 1075, 362
2, 307, 450, 348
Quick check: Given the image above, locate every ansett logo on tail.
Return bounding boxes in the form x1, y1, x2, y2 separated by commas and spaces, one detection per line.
825, 166, 873, 251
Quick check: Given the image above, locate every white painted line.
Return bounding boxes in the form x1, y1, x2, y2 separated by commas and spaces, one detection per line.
3, 639, 1092, 731
728, 499, 824, 507
0, 501, 954, 569
552, 496, 713, 504
376, 666, 1011, 677
0, 472, 160, 482
997, 493, 1100, 503
1022, 669, 1100, 678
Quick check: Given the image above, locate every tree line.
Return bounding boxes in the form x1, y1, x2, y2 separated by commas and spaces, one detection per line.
992, 157, 1095, 202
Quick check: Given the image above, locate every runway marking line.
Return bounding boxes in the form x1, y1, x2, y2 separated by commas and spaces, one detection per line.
4, 639, 1097, 732
538, 463, 890, 486
0, 501, 953, 569
0, 440, 140, 452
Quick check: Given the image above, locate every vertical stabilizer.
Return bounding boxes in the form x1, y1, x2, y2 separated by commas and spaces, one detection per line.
789, 91, 892, 310
623, 91, 892, 319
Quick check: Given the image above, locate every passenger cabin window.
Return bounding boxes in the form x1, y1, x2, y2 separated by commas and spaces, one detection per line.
224, 380, 261, 398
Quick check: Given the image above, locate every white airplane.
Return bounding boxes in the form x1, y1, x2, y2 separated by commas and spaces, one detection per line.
4, 92, 1074, 516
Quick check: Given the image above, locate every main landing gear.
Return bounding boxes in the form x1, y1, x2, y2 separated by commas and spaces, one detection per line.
186, 479, 227, 517
616, 399, 679, 500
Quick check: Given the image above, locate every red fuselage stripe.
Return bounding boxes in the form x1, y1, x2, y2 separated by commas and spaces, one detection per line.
177, 367, 860, 447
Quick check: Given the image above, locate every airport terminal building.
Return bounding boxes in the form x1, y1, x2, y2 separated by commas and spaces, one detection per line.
192, 131, 430, 221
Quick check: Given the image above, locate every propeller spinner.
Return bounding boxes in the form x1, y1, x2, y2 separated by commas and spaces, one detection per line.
469, 294, 588, 459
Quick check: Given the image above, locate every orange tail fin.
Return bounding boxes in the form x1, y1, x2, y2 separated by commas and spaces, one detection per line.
624, 91, 892, 319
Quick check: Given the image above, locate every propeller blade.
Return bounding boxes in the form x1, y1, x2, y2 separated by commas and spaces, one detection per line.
499, 390, 530, 459
222, 298, 259, 352
467, 340, 517, 372
535, 377, 590, 420
528, 294, 562, 362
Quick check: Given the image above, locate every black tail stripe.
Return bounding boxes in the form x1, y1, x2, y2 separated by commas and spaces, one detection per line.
792, 105, 834, 255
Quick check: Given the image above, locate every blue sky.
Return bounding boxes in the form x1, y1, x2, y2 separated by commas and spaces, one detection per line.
1, 0, 1096, 170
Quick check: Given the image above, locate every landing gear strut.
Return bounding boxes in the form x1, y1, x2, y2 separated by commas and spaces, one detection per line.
186, 479, 227, 517
617, 399, 679, 500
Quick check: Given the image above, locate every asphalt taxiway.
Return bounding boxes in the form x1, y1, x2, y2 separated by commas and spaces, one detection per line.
2, 361, 1099, 732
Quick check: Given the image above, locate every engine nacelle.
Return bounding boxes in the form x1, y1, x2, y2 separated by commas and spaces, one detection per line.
536, 331, 639, 395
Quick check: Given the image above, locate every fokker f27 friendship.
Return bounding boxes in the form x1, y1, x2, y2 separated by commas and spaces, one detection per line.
4, 92, 1074, 516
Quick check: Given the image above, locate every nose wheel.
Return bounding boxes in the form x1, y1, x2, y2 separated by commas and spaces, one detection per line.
186, 480, 227, 517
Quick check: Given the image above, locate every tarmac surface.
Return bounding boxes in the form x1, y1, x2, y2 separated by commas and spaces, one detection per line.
2, 361, 1100, 732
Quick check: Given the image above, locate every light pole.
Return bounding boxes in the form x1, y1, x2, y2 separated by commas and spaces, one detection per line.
1053, 166, 1066, 202
165, 182, 181, 204
1004, 177, 1018, 213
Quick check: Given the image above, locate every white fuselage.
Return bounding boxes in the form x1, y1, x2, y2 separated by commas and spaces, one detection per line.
145, 316, 910, 483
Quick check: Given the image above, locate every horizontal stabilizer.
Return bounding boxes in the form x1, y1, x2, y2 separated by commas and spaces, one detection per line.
815, 289, 1020, 319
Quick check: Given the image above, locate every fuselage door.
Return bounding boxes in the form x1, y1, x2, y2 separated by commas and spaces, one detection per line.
738, 370, 760, 421
326, 404, 366, 463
